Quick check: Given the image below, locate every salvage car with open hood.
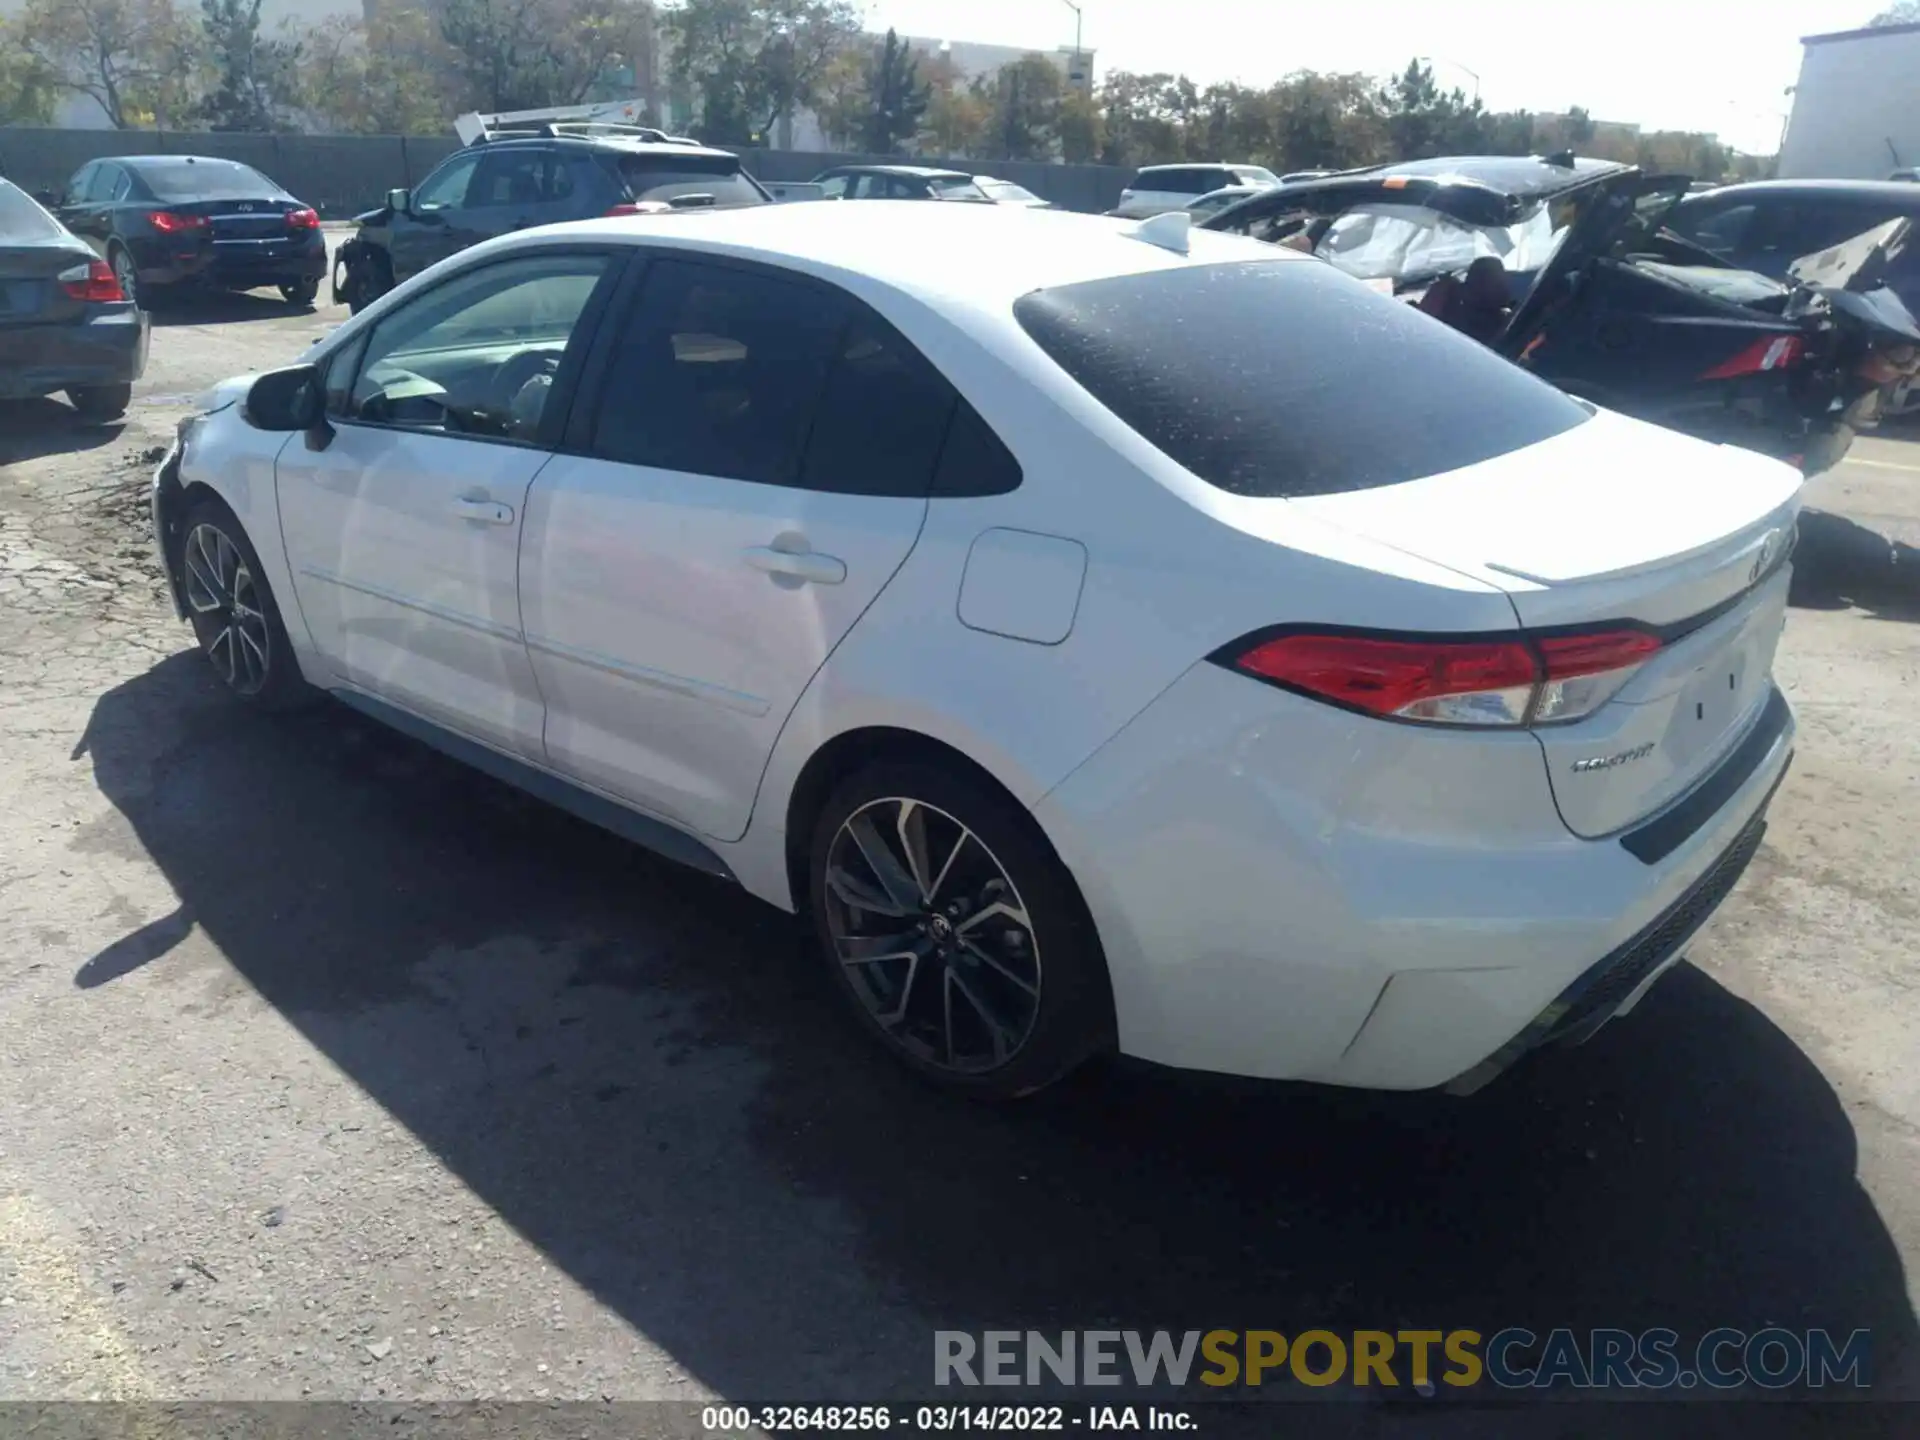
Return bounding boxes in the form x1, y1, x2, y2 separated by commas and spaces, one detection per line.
1200, 153, 1920, 473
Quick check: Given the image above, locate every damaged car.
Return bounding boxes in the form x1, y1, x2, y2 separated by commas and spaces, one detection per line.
1200, 154, 1920, 473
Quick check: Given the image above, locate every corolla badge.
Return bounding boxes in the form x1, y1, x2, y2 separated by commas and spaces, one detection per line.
1571, 742, 1655, 774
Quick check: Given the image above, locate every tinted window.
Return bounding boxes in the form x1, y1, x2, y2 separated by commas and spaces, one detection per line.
413, 154, 480, 211
817, 174, 851, 199
1767, 202, 1898, 257
1670, 201, 1756, 255
347, 253, 609, 441
86, 165, 122, 203
66, 165, 96, 205
800, 314, 957, 496
591, 259, 846, 485
0, 181, 66, 241
134, 160, 278, 201
469, 149, 575, 209
1139, 168, 1229, 195
1014, 259, 1588, 497
616, 154, 767, 207
932, 401, 1022, 498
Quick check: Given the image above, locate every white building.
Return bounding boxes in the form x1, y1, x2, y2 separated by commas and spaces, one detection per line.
1778, 20, 1920, 179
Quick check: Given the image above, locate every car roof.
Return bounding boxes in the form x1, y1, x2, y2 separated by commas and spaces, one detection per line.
1137, 162, 1242, 174
1679, 178, 1920, 205
822, 164, 971, 179
460, 135, 742, 163
112, 154, 258, 169
1362, 154, 1632, 197
505, 201, 1298, 315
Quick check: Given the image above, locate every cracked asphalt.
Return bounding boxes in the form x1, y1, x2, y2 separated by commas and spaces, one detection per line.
0, 258, 1916, 1436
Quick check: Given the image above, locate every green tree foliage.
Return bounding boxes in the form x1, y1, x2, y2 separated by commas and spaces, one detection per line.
295, 7, 455, 135
0, 24, 60, 125
15, 0, 198, 128
1872, 1, 1920, 22
665, 0, 858, 146
200, 0, 301, 131
860, 29, 928, 154
982, 52, 1064, 161
437, 0, 643, 113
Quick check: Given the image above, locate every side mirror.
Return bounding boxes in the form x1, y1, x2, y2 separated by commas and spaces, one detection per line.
386, 187, 412, 215
243, 364, 323, 432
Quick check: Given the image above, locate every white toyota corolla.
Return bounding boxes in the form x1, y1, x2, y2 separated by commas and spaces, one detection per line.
152, 201, 1799, 1099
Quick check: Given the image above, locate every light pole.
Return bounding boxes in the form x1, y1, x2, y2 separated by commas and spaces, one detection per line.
1058, 0, 1087, 91
1417, 54, 1480, 102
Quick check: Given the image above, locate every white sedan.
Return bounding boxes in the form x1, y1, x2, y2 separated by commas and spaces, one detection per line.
151, 201, 1800, 1099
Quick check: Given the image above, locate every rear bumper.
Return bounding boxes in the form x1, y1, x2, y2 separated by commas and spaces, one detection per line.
208, 238, 327, 288
0, 309, 149, 398
1036, 664, 1796, 1091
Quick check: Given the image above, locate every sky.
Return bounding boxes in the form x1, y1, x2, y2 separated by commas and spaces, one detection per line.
861, 0, 1890, 155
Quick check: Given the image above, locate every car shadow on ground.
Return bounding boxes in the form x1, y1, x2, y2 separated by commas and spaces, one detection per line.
145, 288, 316, 328
70, 653, 1917, 1426
0, 396, 125, 465
1791, 509, 1920, 624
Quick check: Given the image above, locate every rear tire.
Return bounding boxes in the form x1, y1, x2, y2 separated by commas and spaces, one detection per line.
806, 760, 1111, 1100
68, 384, 131, 422
178, 496, 316, 711
107, 243, 139, 309
280, 278, 319, 307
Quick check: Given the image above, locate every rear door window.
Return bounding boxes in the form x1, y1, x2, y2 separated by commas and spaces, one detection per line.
589, 258, 848, 485
1141, 168, 1230, 195
1669, 201, 1757, 256
86, 165, 123, 203
1014, 258, 1588, 497
468, 149, 574, 210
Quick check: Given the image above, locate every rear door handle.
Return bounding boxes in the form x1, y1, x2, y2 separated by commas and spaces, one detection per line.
452, 497, 514, 525
743, 545, 846, 585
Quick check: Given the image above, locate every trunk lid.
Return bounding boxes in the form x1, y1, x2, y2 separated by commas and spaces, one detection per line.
1291, 409, 1801, 837
0, 240, 97, 327
163, 198, 308, 248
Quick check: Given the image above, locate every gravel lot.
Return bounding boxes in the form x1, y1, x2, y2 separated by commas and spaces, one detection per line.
0, 255, 1916, 1429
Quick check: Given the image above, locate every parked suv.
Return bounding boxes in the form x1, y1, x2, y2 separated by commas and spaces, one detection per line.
333, 129, 773, 313
1114, 163, 1280, 218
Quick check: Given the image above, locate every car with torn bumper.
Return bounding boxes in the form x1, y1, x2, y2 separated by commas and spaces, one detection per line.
152, 203, 1796, 1099
0, 179, 146, 419
1202, 154, 1920, 474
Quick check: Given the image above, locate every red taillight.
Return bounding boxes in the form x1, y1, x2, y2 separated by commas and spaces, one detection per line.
604, 201, 670, 216
148, 210, 209, 233
1701, 334, 1802, 380
285, 206, 319, 230
58, 258, 126, 303
1223, 627, 1663, 727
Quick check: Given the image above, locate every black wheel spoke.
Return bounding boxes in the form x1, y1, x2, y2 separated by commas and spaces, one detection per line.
824, 795, 1042, 1076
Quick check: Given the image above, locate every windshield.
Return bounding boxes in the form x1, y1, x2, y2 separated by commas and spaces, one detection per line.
135, 160, 280, 202
617, 155, 768, 207
931, 176, 987, 200
1313, 201, 1564, 285
981, 180, 1039, 203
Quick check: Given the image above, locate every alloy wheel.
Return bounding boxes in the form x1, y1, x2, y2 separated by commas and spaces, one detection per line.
111, 249, 138, 308
822, 797, 1042, 1074
182, 522, 270, 695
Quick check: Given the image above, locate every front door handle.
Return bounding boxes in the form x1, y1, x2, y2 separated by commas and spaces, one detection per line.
452, 496, 514, 525
743, 545, 846, 585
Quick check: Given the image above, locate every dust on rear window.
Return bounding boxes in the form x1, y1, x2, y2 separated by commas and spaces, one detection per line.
1013, 258, 1589, 497
616, 155, 768, 207
0, 183, 64, 241
136, 160, 280, 201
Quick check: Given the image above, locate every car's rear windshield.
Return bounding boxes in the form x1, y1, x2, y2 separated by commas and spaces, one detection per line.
1137, 168, 1232, 195
930, 175, 985, 198
1013, 259, 1589, 497
0, 182, 65, 241
617, 154, 767, 207
135, 159, 280, 201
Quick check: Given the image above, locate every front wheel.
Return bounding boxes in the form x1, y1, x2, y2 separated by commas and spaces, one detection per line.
280, 278, 320, 307
807, 761, 1111, 1099
178, 498, 314, 710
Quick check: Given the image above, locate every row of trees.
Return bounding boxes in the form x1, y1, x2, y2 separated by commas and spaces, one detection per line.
0, 0, 1769, 181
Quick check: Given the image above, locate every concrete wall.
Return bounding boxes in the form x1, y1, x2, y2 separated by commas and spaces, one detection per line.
0, 129, 1130, 217
1779, 26, 1920, 180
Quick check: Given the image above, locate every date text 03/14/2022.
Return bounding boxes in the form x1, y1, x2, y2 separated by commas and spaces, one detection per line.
700, 1405, 1193, 1431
